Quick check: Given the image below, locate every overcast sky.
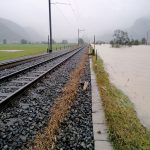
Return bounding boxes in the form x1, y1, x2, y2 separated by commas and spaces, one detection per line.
0, 0, 150, 42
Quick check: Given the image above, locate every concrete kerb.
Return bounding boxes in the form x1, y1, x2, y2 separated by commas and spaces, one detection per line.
90, 58, 113, 150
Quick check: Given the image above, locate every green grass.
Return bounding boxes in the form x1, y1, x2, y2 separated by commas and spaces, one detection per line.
0, 44, 71, 61
92, 55, 150, 150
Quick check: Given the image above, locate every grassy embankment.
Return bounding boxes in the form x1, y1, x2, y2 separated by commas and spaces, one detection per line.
0, 44, 72, 61
92, 55, 150, 150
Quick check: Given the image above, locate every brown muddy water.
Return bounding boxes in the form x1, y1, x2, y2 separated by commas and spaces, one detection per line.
95, 44, 150, 129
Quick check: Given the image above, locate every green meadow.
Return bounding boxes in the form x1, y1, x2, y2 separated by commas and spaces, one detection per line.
0, 44, 69, 61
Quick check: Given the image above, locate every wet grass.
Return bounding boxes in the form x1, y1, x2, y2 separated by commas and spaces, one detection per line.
92, 55, 150, 150
0, 44, 71, 61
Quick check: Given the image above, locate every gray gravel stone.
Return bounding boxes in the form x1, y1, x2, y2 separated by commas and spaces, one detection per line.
55, 59, 94, 150
0, 49, 88, 150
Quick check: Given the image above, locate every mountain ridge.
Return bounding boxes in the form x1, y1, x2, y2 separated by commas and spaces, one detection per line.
0, 18, 44, 43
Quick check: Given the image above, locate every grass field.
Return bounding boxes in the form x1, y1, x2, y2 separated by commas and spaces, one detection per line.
0, 44, 71, 61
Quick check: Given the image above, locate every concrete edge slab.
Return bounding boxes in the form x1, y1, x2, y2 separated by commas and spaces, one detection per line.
90, 58, 113, 150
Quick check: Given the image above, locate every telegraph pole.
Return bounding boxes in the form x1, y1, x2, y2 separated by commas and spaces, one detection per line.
48, 35, 50, 52
48, 0, 52, 52
94, 35, 95, 51
147, 31, 149, 45
78, 28, 79, 45
47, 1, 70, 52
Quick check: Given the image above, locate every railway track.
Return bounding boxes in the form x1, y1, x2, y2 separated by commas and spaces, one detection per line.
0, 48, 78, 78
0, 48, 79, 81
0, 53, 49, 70
0, 47, 84, 109
0, 46, 77, 70
0, 46, 93, 150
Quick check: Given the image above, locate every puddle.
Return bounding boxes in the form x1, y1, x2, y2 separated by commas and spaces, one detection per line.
0, 50, 24, 52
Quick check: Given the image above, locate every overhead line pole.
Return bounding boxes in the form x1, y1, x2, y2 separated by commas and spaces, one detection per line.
94, 35, 95, 51
78, 28, 79, 45
48, 1, 71, 53
48, 0, 52, 52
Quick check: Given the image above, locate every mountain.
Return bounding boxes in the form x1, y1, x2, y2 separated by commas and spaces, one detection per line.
127, 17, 150, 40
24, 27, 45, 42
98, 16, 150, 42
0, 18, 44, 43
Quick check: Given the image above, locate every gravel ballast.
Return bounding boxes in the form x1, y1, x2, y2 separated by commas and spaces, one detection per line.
0, 48, 92, 150
55, 59, 94, 150
0, 50, 80, 102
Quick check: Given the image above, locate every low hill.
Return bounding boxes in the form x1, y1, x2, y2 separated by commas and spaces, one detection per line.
0, 18, 44, 43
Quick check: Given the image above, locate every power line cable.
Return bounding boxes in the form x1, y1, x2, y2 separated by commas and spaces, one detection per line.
69, 4, 79, 24
67, 1, 78, 17
51, 2, 71, 5
72, 0, 81, 21
51, 0, 78, 28
55, 5, 77, 29
62, 0, 79, 27
52, 0, 79, 27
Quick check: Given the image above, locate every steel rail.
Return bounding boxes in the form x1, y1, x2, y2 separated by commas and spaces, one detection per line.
0, 47, 84, 109
0, 53, 49, 70
0, 47, 80, 82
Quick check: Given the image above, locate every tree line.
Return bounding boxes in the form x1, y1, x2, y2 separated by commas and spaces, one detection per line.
1, 38, 85, 45
110, 29, 147, 47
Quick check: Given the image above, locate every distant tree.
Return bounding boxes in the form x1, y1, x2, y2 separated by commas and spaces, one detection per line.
62, 40, 68, 44
3, 39, 7, 44
96, 41, 105, 44
110, 40, 114, 46
141, 37, 147, 45
129, 39, 141, 46
78, 38, 84, 45
130, 39, 134, 45
134, 40, 140, 45
111, 29, 130, 47
41, 39, 56, 44
20, 39, 28, 44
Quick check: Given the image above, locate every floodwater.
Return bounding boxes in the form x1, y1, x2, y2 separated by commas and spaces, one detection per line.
95, 44, 150, 129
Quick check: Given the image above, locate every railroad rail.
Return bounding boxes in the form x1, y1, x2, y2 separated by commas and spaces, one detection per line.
0, 53, 49, 70
0, 47, 84, 109
0, 46, 78, 70
0, 48, 79, 82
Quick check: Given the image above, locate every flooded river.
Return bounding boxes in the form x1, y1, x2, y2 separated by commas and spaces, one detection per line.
95, 44, 150, 129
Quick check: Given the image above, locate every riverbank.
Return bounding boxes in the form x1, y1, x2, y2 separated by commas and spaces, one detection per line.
92, 55, 150, 149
